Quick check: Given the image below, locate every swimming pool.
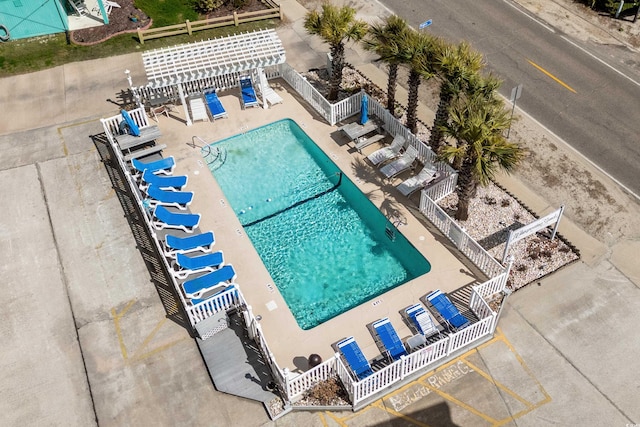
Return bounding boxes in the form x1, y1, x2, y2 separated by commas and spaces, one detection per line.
206, 119, 431, 329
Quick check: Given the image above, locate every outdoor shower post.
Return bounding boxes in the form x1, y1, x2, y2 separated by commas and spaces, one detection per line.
124, 69, 143, 110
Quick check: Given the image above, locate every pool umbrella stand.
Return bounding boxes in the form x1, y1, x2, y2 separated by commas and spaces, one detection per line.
360, 93, 369, 125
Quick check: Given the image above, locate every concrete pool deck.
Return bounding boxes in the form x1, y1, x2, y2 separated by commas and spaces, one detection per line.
152, 84, 484, 368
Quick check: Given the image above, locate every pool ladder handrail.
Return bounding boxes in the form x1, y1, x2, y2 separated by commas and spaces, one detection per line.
385, 217, 402, 241
190, 135, 227, 169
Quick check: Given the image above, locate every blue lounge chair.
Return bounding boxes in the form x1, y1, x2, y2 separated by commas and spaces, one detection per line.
337, 337, 374, 380
405, 304, 442, 338
239, 76, 259, 109
120, 109, 141, 136
204, 89, 228, 120
163, 232, 215, 258
170, 251, 224, 279
140, 169, 187, 191
190, 283, 238, 306
426, 290, 471, 330
182, 264, 237, 299
163, 231, 215, 258
146, 184, 194, 210
372, 318, 407, 361
132, 156, 175, 175
151, 205, 200, 233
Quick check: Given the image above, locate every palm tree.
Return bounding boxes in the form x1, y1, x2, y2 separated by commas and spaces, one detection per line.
304, 3, 369, 101
402, 30, 440, 134
438, 93, 524, 221
429, 41, 485, 153
362, 15, 409, 113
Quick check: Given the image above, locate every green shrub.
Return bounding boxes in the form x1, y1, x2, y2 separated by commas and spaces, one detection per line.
575, 0, 619, 14
195, 0, 227, 13
231, 0, 252, 8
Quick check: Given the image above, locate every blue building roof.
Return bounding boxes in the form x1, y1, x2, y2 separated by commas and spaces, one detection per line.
0, 0, 68, 41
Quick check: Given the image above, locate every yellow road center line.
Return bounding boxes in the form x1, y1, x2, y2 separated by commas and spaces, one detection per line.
527, 59, 577, 93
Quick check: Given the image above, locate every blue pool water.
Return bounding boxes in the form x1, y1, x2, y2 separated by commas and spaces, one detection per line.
206, 119, 431, 329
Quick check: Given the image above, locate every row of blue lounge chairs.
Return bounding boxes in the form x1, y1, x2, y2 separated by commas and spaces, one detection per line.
336, 290, 470, 381
131, 155, 238, 305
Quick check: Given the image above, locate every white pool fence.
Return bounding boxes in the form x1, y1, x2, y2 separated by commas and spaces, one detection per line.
103, 60, 512, 412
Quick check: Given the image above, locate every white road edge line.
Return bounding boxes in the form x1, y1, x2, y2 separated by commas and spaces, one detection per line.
502, 0, 556, 33
560, 35, 640, 88
502, 95, 640, 202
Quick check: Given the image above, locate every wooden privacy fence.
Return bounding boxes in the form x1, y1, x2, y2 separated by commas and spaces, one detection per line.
137, 3, 282, 44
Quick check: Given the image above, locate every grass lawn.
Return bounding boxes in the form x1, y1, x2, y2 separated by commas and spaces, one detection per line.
135, 0, 200, 27
0, 1, 277, 77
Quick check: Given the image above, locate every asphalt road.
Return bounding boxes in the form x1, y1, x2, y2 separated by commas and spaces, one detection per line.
378, 0, 640, 197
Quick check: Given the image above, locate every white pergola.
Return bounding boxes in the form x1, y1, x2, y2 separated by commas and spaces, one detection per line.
139, 29, 286, 125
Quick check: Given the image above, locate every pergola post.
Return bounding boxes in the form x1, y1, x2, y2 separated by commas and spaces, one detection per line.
177, 83, 191, 126
96, 0, 109, 24
258, 68, 268, 109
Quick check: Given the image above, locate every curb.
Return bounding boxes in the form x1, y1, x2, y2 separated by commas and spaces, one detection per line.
71, 19, 153, 46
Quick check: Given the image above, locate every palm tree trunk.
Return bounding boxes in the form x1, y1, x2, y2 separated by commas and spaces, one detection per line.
406, 69, 421, 134
429, 88, 453, 153
387, 63, 398, 114
328, 43, 345, 101
455, 158, 477, 221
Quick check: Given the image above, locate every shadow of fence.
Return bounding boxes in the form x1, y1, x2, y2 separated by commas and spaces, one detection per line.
92, 133, 194, 336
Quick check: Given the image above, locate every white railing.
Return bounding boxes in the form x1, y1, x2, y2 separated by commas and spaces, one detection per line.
100, 107, 151, 143
334, 355, 356, 403
277, 63, 457, 177
423, 173, 456, 202
244, 305, 288, 394
279, 63, 333, 123
100, 109, 253, 330
286, 357, 337, 402
419, 193, 505, 278
473, 270, 510, 300
331, 93, 361, 125
188, 286, 242, 323
401, 338, 450, 377
447, 315, 495, 355
470, 287, 496, 321
353, 358, 404, 403
346, 312, 496, 407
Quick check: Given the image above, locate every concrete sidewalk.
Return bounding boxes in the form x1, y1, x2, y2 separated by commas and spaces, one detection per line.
1, 0, 639, 426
